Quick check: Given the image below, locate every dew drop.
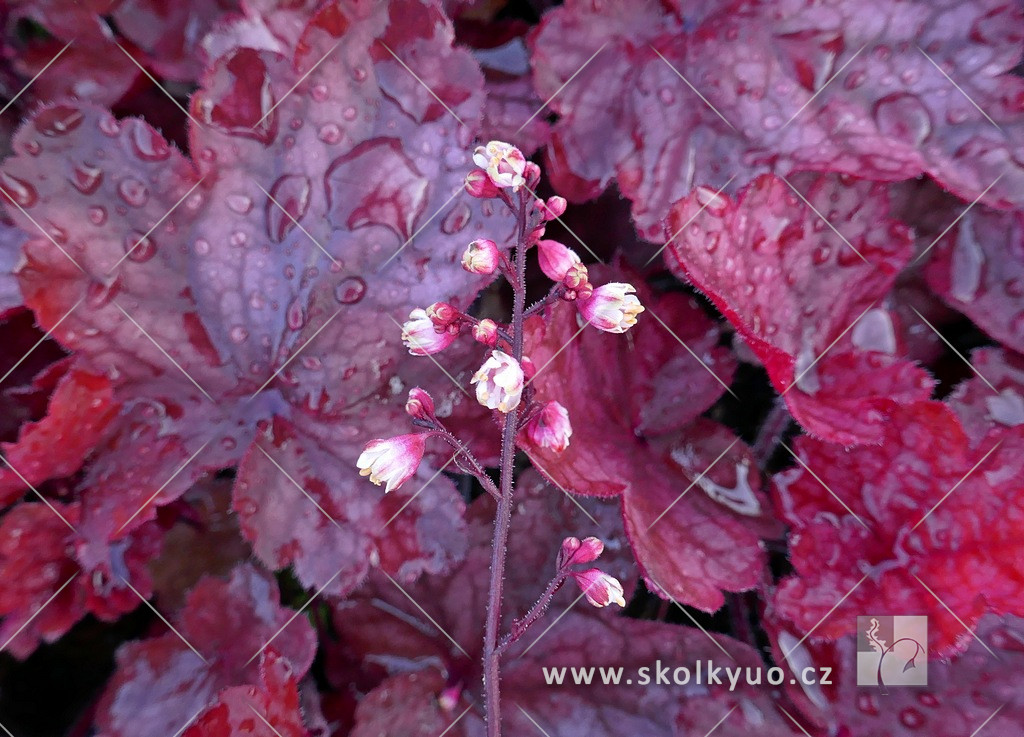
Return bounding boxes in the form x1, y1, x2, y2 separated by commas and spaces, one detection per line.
762, 114, 782, 131
117, 178, 149, 207
23, 140, 41, 156
220, 436, 237, 451
289, 117, 303, 130
286, 298, 306, 330
35, 105, 85, 137
70, 164, 103, 195
265, 174, 312, 242
124, 231, 157, 262
97, 115, 119, 137
342, 106, 358, 121
229, 325, 249, 343
440, 201, 471, 234
193, 238, 211, 256
658, 87, 675, 104
352, 66, 367, 82
899, 707, 925, 729
310, 84, 329, 102
199, 148, 217, 162
130, 123, 171, 161
318, 123, 342, 144
86, 278, 121, 308
844, 70, 867, 90
88, 206, 107, 225
230, 231, 248, 247
873, 93, 932, 146
334, 276, 367, 304
950, 212, 983, 302
226, 194, 253, 214
0, 173, 39, 207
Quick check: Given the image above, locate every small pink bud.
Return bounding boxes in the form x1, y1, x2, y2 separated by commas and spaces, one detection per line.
521, 355, 537, 381
562, 262, 590, 291
524, 161, 541, 187
578, 283, 644, 333
472, 140, 527, 190
461, 239, 500, 275
526, 224, 546, 246
570, 568, 626, 608
405, 387, 435, 420
356, 434, 425, 493
473, 318, 499, 346
426, 301, 459, 328
471, 350, 524, 413
538, 196, 567, 220
537, 239, 581, 282
401, 308, 457, 355
465, 169, 501, 198
524, 401, 572, 452
438, 684, 462, 712
557, 536, 604, 569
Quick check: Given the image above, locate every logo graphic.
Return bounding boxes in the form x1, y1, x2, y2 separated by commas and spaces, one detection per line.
856, 615, 927, 688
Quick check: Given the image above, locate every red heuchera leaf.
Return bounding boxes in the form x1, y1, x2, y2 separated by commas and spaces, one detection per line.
338, 471, 796, 737
774, 616, 1024, 736
0, 0, 505, 640
946, 347, 1024, 445
520, 276, 779, 611
0, 367, 118, 505
97, 563, 317, 737
774, 401, 1024, 656
665, 173, 932, 445
530, 0, 1024, 240
925, 207, 1024, 355
0, 501, 160, 658
183, 650, 307, 737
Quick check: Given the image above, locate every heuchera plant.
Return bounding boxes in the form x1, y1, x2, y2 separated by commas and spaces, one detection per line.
355, 140, 642, 735
1, 0, 1024, 735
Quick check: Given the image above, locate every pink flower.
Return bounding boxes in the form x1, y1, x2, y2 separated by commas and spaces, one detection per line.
473, 318, 499, 346
524, 400, 572, 452
464, 169, 500, 198
472, 140, 527, 190
471, 350, 524, 413
536, 239, 581, 282
557, 536, 604, 569
405, 387, 435, 421
356, 434, 426, 493
536, 195, 567, 220
570, 568, 626, 608
462, 239, 500, 275
577, 283, 644, 333
401, 308, 457, 355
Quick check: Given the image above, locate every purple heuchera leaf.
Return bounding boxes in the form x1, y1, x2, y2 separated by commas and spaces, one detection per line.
0, 220, 26, 316
925, 207, 1024, 356
530, 0, 1024, 241
96, 563, 317, 737
0, 0, 507, 638
665, 173, 933, 445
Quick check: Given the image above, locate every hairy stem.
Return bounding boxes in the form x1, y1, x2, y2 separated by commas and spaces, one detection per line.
482, 192, 529, 737
495, 573, 566, 656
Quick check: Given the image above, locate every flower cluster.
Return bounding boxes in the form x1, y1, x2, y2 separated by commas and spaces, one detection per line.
361, 142, 646, 493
